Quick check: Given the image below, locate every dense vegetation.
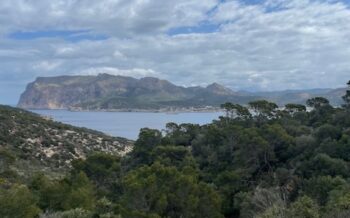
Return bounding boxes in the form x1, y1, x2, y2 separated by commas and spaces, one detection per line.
1, 81, 350, 217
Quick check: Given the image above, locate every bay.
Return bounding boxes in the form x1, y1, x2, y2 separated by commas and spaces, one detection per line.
31, 110, 223, 140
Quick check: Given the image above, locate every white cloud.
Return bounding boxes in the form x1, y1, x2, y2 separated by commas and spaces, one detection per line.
211, 1, 263, 23
33, 60, 62, 71
75, 67, 160, 78
1, 0, 350, 105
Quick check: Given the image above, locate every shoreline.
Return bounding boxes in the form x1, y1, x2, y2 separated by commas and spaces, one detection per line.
69, 107, 224, 113
25, 106, 224, 113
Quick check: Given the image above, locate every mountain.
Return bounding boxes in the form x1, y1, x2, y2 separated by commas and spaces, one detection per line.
252, 88, 345, 106
18, 74, 347, 110
18, 74, 255, 110
0, 105, 133, 177
205, 82, 235, 95
322, 87, 347, 105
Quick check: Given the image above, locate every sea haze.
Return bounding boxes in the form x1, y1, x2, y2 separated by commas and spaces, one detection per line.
31, 110, 223, 140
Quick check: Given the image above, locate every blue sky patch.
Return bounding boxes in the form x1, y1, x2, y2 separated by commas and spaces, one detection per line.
8, 30, 108, 42
167, 22, 220, 36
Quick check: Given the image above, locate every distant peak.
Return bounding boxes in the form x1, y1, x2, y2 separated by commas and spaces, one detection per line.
206, 82, 224, 89
206, 83, 234, 95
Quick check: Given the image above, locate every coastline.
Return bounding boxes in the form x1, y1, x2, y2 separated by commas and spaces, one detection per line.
20, 104, 225, 113
22, 105, 224, 113
67, 106, 224, 113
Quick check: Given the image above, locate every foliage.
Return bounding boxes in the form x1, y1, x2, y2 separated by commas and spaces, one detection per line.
342, 80, 350, 109
287, 196, 319, 218
0, 184, 41, 218
120, 162, 222, 218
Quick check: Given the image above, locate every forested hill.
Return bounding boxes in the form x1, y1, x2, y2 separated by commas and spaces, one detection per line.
2, 81, 350, 218
0, 105, 132, 176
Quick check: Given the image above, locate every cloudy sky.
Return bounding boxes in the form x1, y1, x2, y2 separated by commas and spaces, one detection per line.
1, 0, 350, 105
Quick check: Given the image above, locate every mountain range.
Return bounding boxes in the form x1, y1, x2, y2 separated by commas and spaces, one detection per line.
18, 74, 347, 110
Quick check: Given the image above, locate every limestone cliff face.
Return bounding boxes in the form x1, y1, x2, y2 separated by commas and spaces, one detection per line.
18, 75, 113, 109
18, 80, 74, 109
18, 74, 248, 110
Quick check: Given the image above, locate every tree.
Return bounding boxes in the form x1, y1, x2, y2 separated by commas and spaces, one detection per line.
72, 153, 122, 195
303, 176, 346, 206
287, 196, 319, 218
342, 80, 350, 110
315, 124, 341, 141
152, 146, 196, 170
221, 103, 251, 120
31, 172, 95, 212
298, 154, 349, 178
30, 174, 65, 210
164, 123, 200, 146
232, 104, 251, 120
248, 100, 278, 119
62, 172, 95, 211
221, 102, 234, 118
261, 124, 294, 162
0, 184, 41, 218
130, 128, 162, 167
214, 170, 242, 216
284, 104, 306, 114
306, 97, 330, 109
327, 184, 350, 211
0, 149, 15, 174
306, 97, 334, 125
120, 163, 223, 218
234, 128, 276, 176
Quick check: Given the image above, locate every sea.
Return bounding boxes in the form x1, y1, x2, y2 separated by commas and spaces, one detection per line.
30, 110, 223, 140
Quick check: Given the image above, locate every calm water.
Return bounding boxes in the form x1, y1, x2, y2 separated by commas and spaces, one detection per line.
31, 110, 223, 140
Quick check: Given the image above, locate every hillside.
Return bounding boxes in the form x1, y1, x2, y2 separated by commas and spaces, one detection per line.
17, 74, 255, 110
0, 105, 133, 177
3, 84, 350, 217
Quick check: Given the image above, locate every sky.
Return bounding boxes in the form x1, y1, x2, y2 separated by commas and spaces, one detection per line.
1, 0, 350, 105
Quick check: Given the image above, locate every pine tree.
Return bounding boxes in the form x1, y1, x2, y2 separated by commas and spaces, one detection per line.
342, 80, 350, 109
